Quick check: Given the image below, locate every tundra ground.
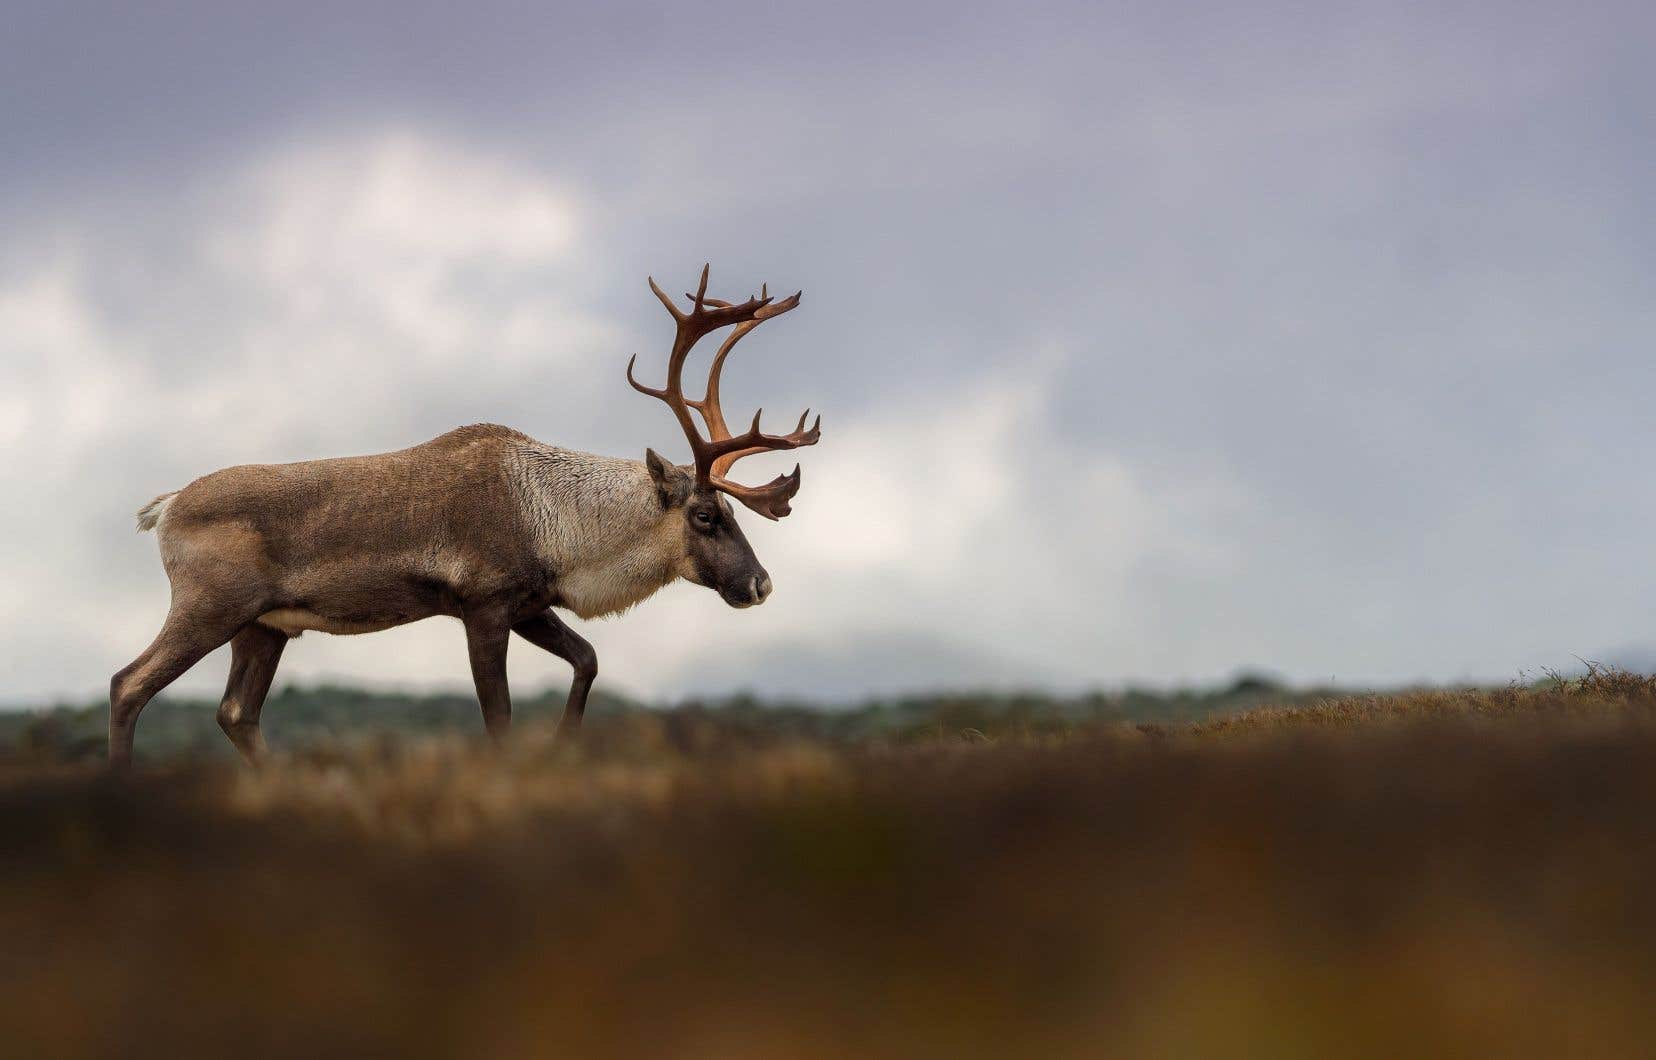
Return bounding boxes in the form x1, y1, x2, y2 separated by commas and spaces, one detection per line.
4, 671, 1655, 1058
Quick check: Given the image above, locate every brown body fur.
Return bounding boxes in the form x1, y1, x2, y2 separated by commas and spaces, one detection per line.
165, 424, 551, 636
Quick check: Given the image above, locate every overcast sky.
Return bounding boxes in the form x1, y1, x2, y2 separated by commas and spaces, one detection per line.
3, 1, 1653, 705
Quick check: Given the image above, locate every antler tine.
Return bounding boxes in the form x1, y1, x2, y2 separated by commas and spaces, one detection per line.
705, 405, 821, 468
624, 353, 670, 400
754, 289, 802, 320
646, 275, 686, 322
690, 263, 710, 313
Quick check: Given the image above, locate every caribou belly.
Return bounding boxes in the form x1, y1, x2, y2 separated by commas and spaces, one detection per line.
256, 608, 412, 636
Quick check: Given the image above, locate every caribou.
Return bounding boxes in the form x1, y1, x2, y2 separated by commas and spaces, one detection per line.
110, 266, 820, 765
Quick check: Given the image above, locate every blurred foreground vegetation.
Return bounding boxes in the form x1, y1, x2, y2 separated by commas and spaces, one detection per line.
4, 668, 1656, 1058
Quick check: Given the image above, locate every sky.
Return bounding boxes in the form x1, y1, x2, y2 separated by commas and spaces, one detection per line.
2, 0, 1653, 705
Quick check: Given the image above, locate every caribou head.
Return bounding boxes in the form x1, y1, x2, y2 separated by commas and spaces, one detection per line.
627, 266, 821, 609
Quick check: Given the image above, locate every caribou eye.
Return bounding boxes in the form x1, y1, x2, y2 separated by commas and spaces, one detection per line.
693, 509, 714, 527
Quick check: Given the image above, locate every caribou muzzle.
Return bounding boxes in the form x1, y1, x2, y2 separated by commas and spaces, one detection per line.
722, 571, 773, 609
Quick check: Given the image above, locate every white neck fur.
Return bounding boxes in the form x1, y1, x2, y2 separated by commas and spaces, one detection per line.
504, 442, 690, 619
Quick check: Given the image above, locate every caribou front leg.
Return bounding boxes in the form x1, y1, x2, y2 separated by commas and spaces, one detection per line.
512, 612, 597, 738
463, 609, 513, 743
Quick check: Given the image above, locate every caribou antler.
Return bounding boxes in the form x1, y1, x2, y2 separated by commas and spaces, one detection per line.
626, 265, 819, 519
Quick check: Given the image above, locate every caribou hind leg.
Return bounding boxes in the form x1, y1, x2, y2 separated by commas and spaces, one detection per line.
512, 612, 597, 738
217, 623, 288, 763
109, 602, 255, 767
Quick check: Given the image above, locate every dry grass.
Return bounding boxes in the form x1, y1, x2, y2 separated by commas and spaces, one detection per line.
4, 671, 1656, 1058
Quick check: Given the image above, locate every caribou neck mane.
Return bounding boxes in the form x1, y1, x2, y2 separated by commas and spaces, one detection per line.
504, 439, 688, 620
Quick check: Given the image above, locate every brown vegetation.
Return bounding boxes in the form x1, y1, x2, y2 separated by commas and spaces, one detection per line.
4, 671, 1656, 1058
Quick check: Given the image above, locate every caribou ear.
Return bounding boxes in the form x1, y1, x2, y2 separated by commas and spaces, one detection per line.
645, 448, 693, 509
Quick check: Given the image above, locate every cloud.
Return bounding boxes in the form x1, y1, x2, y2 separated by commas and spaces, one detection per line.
204, 131, 580, 366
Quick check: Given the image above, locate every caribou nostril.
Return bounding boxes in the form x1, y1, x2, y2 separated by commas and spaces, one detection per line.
755, 573, 772, 602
